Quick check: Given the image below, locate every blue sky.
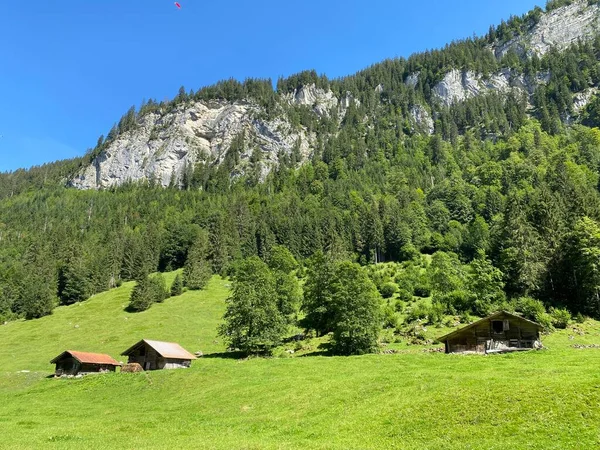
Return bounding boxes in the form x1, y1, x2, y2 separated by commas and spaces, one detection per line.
0, 0, 542, 171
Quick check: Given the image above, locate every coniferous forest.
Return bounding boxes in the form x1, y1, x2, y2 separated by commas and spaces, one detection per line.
4, 3, 600, 350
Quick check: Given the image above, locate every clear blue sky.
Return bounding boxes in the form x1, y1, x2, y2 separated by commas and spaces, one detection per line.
0, 0, 542, 171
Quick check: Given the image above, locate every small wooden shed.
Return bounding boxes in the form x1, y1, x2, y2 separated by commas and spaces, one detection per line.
50, 350, 121, 376
438, 311, 543, 355
120, 339, 196, 370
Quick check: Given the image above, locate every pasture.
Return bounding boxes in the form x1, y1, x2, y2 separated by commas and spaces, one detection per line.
0, 275, 599, 449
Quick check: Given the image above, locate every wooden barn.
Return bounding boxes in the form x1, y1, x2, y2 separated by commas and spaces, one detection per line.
438, 311, 543, 355
121, 339, 196, 370
50, 350, 121, 376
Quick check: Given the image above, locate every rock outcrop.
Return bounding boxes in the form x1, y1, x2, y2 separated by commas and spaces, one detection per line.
71, 101, 312, 189
285, 83, 360, 117
410, 105, 434, 135
431, 68, 550, 107
495, 0, 600, 58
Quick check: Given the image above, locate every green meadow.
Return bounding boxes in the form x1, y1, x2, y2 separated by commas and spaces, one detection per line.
1, 274, 599, 449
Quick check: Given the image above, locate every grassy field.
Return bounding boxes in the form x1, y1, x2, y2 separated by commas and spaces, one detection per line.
1, 274, 599, 449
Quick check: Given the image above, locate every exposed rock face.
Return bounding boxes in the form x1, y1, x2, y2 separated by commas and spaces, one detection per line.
412, 1, 599, 107
573, 87, 598, 113
410, 105, 434, 135
287, 84, 338, 116
71, 101, 312, 189
432, 68, 550, 107
285, 83, 360, 117
73, 83, 364, 190
495, 0, 600, 58
405, 73, 419, 89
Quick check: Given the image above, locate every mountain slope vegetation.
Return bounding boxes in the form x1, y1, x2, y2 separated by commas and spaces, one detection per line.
3, 0, 600, 326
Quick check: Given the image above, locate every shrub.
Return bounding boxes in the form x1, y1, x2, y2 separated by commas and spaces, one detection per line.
379, 282, 398, 299
394, 300, 405, 313
575, 312, 586, 324
536, 312, 554, 332
516, 297, 546, 322
435, 289, 471, 315
516, 297, 554, 332
405, 301, 430, 323
413, 285, 431, 298
459, 311, 475, 324
429, 301, 445, 325
382, 305, 400, 329
550, 307, 571, 329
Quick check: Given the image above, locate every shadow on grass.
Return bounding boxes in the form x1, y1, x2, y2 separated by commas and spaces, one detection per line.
296, 342, 333, 357
202, 344, 334, 359
202, 351, 250, 360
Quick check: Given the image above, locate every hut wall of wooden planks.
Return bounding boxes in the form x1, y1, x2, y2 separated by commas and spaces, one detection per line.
50, 351, 121, 376
438, 311, 543, 355
120, 339, 196, 370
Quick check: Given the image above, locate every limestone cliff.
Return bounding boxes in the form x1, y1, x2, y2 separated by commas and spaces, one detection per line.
494, 0, 600, 58
71, 101, 313, 189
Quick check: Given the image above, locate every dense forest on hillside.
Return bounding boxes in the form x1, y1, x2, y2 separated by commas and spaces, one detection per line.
2, 119, 600, 326
3, 1, 600, 331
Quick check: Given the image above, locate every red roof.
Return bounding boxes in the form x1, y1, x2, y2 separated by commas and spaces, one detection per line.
50, 350, 121, 366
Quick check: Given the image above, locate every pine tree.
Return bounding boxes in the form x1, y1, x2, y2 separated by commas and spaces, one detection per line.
170, 273, 183, 297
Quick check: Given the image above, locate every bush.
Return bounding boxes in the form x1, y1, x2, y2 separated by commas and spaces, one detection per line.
434, 289, 471, 315
382, 305, 400, 329
396, 289, 413, 303
516, 297, 553, 332
536, 312, 554, 332
459, 311, 475, 324
516, 297, 546, 322
405, 301, 430, 323
413, 285, 431, 298
379, 282, 398, 299
550, 307, 571, 329
394, 300, 405, 312
429, 301, 445, 325
575, 312, 586, 324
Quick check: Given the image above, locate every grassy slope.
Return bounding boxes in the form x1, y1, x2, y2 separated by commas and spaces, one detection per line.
1, 274, 600, 449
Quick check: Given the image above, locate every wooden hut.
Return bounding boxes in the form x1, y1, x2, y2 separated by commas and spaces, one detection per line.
438, 311, 543, 355
120, 339, 196, 370
50, 350, 121, 376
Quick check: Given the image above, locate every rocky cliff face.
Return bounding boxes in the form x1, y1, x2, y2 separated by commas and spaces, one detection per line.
285, 83, 360, 117
425, 1, 599, 107
72, 84, 361, 189
71, 101, 313, 189
431, 68, 551, 107
495, 0, 600, 58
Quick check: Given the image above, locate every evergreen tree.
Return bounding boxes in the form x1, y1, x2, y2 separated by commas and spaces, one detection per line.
170, 273, 184, 297
183, 231, 213, 290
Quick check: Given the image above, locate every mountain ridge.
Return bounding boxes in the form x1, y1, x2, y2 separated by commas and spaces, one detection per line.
55, 0, 600, 188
